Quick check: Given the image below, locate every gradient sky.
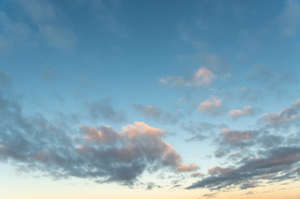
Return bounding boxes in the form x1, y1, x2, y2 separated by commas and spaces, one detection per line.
1, 0, 300, 198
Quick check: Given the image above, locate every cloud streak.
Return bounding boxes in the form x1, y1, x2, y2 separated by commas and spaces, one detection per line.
134, 104, 180, 125
187, 147, 300, 190
160, 67, 215, 87
229, 106, 254, 119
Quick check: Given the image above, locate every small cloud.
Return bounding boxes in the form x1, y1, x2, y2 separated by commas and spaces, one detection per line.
259, 98, 300, 129
220, 128, 257, 147
160, 67, 215, 87
191, 172, 204, 178
203, 192, 217, 198
198, 96, 224, 115
133, 104, 180, 125
229, 106, 254, 119
177, 163, 199, 172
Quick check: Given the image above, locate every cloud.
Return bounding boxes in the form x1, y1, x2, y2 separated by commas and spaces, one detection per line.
187, 147, 300, 190
18, 0, 77, 50
220, 128, 257, 147
229, 106, 254, 119
203, 192, 217, 198
160, 67, 215, 87
133, 104, 180, 125
247, 65, 297, 97
0, 11, 37, 54
88, 98, 127, 123
198, 96, 224, 115
39, 24, 77, 49
177, 163, 199, 172
0, 0, 77, 51
259, 99, 300, 129
0, 92, 195, 186
183, 122, 227, 142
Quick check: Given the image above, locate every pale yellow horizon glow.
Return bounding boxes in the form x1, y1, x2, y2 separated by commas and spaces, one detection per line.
1, 165, 300, 199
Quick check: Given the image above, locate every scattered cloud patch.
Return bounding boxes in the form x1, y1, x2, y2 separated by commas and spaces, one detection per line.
134, 104, 180, 125
220, 128, 256, 147
198, 96, 224, 115
177, 163, 198, 172
229, 106, 254, 119
259, 99, 300, 129
160, 67, 215, 87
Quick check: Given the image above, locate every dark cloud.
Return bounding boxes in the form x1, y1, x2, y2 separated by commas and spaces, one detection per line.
0, 92, 196, 186
219, 128, 257, 147
88, 98, 127, 123
134, 104, 180, 125
259, 99, 300, 130
187, 147, 300, 190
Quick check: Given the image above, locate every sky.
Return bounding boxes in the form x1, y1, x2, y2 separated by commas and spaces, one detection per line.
1, 0, 300, 198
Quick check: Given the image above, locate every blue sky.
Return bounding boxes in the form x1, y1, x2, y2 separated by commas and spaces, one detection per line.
1, 0, 300, 199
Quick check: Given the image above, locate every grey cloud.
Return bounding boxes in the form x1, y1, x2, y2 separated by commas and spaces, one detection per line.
0, 92, 195, 186
187, 147, 300, 190
259, 99, 300, 130
219, 129, 257, 147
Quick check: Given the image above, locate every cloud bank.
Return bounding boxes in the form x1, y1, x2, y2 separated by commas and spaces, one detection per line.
0, 92, 196, 186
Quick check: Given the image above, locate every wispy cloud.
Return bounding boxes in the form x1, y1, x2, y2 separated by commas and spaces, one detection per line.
160, 67, 215, 88
279, 0, 300, 36
187, 147, 300, 190
133, 104, 180, 125
87, 98, 127, 123
229, 106, 254, 119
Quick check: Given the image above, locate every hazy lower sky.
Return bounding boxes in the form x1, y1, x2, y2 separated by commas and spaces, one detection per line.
1, 0, 300, 198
